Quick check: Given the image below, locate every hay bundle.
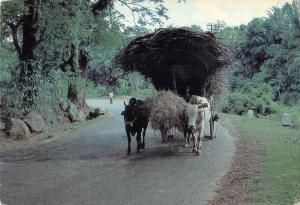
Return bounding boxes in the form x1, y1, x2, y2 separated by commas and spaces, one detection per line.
145, 90, 186, 132
115, 28, 234, 99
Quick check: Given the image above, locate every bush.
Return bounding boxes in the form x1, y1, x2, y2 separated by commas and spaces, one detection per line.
56, 71, 70, 97
220, 92, 249, 115
220, 84, 278, 116
86, 81, 106, 97
272, 104, 300, 124
115, 79, 131, 96
114, 72, 156, 98
0, 45, 17, 82
3, 69, 64, 122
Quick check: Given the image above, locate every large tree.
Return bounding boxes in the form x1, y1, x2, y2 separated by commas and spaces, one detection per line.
1, 0, 168, 115
217, 0, 300, 105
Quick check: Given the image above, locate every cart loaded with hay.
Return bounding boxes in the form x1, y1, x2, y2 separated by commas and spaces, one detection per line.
116, 28, 234, 140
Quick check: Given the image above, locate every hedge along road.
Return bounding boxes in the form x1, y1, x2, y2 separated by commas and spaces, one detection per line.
0, 99, 234, 205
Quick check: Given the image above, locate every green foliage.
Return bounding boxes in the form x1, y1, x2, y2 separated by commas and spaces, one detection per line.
1, 0, 96, 115
220, 84, 278, 115
88, 7, 153, 88
86, 81, 106, 98
55, 70, 88, 99
240, 18, 271, 76
0, 0, 28, 40
216, 24, 247, 49
189, 24, 203, 32
114, 72, 156, 98
55, 71, 70, 98
1, 0, 28, 22
0, 45, 17, 82
1, 0, 169, 118
115, 79, 130, 95
218, 0, 300, 107
266, 104, 300, 124
3, 69, 62, 119
35, 0, 94, 73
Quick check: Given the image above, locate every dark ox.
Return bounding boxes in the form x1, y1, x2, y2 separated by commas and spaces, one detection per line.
121, 98, 149, 155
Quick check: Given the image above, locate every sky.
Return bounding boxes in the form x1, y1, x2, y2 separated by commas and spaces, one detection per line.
0, 0, 294, 30
115, 0, 294, 30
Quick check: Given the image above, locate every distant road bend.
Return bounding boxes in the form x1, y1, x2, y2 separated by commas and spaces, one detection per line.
0, 99, 234, 205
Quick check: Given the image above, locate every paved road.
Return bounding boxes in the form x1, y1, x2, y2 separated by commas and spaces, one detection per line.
0, 99, 234, 205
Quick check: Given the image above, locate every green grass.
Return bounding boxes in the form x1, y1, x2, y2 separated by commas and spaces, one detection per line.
224, 114, 300, 205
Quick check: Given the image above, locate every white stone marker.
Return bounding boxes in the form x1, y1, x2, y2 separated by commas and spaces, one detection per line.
247, 110, 254, 118
282, 113, 292, 126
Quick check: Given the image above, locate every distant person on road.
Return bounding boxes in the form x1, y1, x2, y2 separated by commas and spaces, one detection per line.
109, 91, 114, 104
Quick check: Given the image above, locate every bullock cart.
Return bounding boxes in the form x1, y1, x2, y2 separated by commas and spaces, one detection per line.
115, 28, 234, 139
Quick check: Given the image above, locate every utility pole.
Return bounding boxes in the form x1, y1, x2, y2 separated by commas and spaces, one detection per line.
207, 23, 222, 33
214, 23, 220, 33
206, 23, 214, 32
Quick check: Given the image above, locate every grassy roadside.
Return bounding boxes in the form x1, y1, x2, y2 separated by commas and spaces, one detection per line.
223, 114, 300, 205
0, 113, 111, 153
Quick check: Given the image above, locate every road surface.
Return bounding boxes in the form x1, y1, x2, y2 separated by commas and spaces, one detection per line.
0, 99, 234, 205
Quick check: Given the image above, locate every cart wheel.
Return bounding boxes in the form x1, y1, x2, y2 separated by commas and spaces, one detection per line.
209, 118, 214, 140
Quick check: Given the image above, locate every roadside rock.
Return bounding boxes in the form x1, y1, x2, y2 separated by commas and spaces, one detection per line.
76, 110, 86, 122
24, 112, 46, 133
68, 104, 85, 122
9, 118, 30, 140
57, 112, 71, 124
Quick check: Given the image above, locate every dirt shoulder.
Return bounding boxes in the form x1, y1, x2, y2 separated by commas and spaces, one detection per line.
208, 115, 265, 205
0, 112, 112, 153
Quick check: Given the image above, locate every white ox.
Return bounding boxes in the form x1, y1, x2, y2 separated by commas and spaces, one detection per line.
185, 96, 211, 155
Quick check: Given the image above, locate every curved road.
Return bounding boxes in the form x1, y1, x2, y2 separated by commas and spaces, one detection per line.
0, 99, 234, 205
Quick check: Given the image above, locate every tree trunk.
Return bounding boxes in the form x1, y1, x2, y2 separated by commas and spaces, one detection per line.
21, 0, 38, 61
67, 50, 89, 115
19, 0, 39, 112
80, 50, 88, 109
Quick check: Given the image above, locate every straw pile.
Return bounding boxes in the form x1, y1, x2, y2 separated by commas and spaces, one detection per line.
115, 28, 234, 100
145, 90, 186, 132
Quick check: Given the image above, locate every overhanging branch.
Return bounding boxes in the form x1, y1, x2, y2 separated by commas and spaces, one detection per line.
116, 0, 140, 25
